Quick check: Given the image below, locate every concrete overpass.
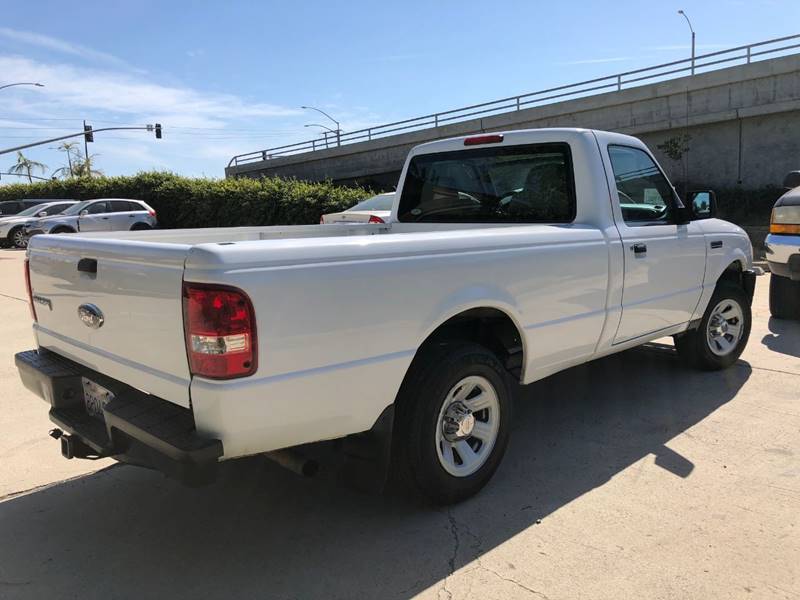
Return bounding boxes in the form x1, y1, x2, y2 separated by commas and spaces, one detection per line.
226, 39, 800, 191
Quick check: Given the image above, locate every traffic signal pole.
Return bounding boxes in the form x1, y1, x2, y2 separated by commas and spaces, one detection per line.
0, 124, 163, 157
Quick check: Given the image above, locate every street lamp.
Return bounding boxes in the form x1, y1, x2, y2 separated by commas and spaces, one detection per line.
301, 105, 341, 147
0, 82, 45, 91
305, 123, 338, 149
677, 10, 696, 75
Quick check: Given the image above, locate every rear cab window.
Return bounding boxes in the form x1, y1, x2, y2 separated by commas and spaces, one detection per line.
397, 143, 576, 223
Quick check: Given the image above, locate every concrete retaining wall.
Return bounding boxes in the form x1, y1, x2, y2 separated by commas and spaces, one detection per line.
226, 54, 800, 191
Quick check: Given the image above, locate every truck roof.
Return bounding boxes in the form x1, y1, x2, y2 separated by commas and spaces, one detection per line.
409, 127, 642, 156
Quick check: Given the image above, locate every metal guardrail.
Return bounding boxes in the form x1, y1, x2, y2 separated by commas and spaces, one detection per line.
228, 33, 800, 168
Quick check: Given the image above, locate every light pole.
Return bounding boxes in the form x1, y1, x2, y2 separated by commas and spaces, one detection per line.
0, 82, 44, 91
301, 106, 341, 147
305, 123, 338, 149
678, 10, 696, 75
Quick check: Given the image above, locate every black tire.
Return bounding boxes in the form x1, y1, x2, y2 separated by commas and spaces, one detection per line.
392, 341, 513, 505
51, 227, 74, 234
9, 226, 27, 248
675, 282, 751, 370
769, 273, 800, 320
130, 222, 152, 231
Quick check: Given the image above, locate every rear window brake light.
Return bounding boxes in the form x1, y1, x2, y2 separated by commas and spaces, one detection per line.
464, 134, 504, 146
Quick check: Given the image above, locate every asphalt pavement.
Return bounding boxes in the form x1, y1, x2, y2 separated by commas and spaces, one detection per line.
0, 249, 797, 600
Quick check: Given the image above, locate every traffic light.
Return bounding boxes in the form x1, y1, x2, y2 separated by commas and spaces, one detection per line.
155, 123, 162, 139
84, 124, 94, 143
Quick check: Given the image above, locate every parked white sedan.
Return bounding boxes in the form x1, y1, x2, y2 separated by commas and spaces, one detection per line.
0, 200, 77, 248
321, 192, 394, 224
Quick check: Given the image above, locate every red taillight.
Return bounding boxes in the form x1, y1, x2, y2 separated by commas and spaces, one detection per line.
24, 259, 37, 322
464, 134, 504, 146
182, 283, 257, 379
148, 209, 156, 218
368, 215, 385, 224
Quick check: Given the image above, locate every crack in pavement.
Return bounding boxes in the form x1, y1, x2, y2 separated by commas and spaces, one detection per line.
0, 291, 26, 303
440, 508, 552, 600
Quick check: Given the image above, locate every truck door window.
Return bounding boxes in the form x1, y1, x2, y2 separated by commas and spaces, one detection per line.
608, 145, 677, 225
398, 143, 575, 223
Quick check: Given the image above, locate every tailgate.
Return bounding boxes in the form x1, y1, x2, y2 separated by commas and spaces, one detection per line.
27, 235, 193, 408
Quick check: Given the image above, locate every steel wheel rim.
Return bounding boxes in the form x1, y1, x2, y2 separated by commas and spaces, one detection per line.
435, 375, 500, 477
706, 298, 744, 356
13, 229, 27, 248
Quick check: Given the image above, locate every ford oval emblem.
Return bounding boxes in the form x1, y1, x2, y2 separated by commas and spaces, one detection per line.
78, 304, 104, 329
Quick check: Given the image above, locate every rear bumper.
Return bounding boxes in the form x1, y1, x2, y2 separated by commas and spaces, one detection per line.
15, 349, 223, 486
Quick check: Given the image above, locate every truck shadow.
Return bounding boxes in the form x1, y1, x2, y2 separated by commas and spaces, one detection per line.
0, 344, 751, 600
761, 316, 800, 358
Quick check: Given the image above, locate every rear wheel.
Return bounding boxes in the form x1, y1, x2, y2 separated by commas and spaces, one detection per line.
675, 282, 751, 370
392, 342, 512, 505
769, 273, 800, 320
10, 226, 27, 248
50, 227, 74, 235
130, 222, 152, 231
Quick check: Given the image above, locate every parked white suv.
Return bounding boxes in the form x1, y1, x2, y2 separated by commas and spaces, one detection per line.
24, 198, 157, 238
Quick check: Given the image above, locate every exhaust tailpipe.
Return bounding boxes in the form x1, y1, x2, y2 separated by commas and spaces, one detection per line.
264, 449, 319, 477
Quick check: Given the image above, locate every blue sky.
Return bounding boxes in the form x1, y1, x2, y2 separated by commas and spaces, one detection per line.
1, 0, 798, 183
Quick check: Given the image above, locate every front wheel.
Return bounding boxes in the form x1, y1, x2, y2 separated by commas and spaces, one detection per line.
769, 273, 800, 320
10, 226, 27, 248
675, 282, 751, 370
393, 342, 513, 505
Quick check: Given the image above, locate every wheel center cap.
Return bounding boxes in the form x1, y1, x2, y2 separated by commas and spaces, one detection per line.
442, 401, 475, 441
710, 316, 728, 337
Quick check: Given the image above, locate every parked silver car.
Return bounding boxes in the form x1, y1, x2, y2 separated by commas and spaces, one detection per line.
24, 198, 157, 238
0, 201, 78, 248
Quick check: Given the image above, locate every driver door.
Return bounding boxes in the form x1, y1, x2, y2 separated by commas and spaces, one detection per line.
607, 145, 706, 343
78, 201, 112, 232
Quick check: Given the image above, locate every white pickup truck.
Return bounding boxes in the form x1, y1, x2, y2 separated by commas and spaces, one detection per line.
16, 128, 755, 504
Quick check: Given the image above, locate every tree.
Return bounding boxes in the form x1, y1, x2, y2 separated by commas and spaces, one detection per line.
72, 153, 104, 178
54, 141, 80, 177
9, 151, 47, 183
657, 133, 692, 197
51, 144, 104, 179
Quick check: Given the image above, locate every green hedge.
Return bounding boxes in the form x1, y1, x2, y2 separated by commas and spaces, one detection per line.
0, 172, 371, 229
0, 172, 783, 229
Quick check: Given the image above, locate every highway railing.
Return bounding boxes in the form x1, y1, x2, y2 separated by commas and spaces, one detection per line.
228, 33, 800, 168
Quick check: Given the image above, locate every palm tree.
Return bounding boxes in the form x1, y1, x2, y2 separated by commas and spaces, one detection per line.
9, 151, 47, 183
56, 141, 80, 177
72, 153, 103, 178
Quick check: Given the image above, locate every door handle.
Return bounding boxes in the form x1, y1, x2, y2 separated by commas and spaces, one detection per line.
631, 243, 647, 254
101, 217, 109, 220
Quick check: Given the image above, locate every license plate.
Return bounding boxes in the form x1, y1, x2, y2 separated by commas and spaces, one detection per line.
82, 377, 114, 418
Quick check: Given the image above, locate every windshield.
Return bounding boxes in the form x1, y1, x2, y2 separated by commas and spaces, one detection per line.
61, 200, 93, 216
16, 203, 50, 217
346, 193, 394, 212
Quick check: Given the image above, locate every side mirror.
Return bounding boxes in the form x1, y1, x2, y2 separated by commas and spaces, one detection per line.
38, 211, 48, 217
688, 190, 716, 220
783, 171, 800, 190
80, 209, 89, 217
